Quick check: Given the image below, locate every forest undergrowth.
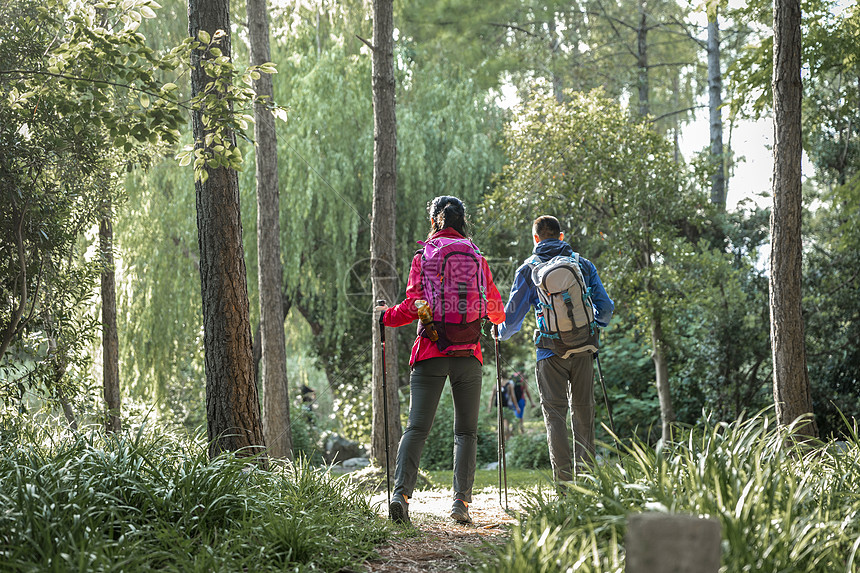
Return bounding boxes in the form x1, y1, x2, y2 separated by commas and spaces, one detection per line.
3, 412, 860, 572
478, 412, 860, 572
0, 417, 391, 572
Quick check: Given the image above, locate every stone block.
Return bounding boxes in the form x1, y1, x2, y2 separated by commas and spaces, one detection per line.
625, 512, 721, 573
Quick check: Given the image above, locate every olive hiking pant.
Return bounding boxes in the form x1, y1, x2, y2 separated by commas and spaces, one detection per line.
393, 356, 482, 503
535, 352, 595, 482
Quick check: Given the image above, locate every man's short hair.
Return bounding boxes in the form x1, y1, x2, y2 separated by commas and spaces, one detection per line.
533, 216, 562, 241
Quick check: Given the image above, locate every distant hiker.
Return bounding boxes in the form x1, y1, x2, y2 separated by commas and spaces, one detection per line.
300, 384, 316, 424
376, 196, 505, 525
487, 376, 516, 439
509, 372, 534, 435
487, 372, 533, 437
499, 215, 614, 483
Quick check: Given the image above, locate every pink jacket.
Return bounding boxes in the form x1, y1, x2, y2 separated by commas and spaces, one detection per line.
382, 228, 506, 365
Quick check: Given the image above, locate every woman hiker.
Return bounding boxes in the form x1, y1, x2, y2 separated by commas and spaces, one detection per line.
376, 195, 505, 525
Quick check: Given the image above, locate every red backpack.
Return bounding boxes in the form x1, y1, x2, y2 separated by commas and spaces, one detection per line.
417, 236, 488, 354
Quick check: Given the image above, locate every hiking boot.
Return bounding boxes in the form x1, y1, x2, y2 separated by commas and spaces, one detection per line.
450, 499, 472, 524
389, 493, 410, 524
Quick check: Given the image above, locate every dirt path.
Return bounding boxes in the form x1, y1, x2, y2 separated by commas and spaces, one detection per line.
362, 490, 526, 572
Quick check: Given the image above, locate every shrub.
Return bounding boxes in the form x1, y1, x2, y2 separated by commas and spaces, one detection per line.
479, 412, 860, 572
506, 432, 551, 469
290, 408, 326, 465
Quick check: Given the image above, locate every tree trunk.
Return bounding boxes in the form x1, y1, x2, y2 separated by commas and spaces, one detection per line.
46, 311, 77, 431
549, 15, 563, 103
770, 0, 818, 439
100, 202, 121, 434
708, 15, 726, 207
248, 0, 292, 461
188, 0, 268, 464
0, 207, 28, 361
369, 0, 401, 477
651, 313, 675, 443
672, 73, 680, 163
636, 0, 649, 117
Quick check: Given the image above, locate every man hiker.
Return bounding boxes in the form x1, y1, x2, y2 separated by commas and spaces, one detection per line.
499, 215, 614, 483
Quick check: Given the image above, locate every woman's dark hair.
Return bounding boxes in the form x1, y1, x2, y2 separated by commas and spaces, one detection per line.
427, 195, 469, 238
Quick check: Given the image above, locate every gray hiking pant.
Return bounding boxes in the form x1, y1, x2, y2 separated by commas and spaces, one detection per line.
393, 356, 482, 503
535, 353, 595, 482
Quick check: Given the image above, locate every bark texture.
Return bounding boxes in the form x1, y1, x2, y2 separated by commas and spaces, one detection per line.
549, 16, 564, 103
636, 1, 649, 117
100, 204, 121, 434
248, 0, 292, 460
369, 0, 402, 477
708, 17, 726, 207
651, 314, 675, 443
46, 313, 77, 431
770, 0, 818, 438
0, 208, 27, 360
189, 0, 268, 463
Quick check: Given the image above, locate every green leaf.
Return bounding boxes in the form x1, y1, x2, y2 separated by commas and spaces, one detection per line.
140, 6, 156, 18
198, 30, 210, 44
139, 93, 150, 108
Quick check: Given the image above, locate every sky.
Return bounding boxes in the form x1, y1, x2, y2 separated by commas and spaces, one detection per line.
680, 114, 775, 210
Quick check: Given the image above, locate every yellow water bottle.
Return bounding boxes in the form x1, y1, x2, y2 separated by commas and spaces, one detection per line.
415, 299, 439, 342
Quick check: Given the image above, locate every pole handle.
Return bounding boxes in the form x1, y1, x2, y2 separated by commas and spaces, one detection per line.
377, 300, 386, 335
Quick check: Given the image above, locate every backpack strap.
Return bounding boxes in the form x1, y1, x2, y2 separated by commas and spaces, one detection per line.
573, 253, 599, 335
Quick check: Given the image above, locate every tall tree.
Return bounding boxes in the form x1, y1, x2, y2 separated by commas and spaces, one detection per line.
100, 197, 121, 434
248, 0, 292, 460
770, 0, 817, 438
95, 0, 120, 438
188, 0, 268, 462
636, 0, 650, 117
707, 5, 726, 207
367, 0, 401, 476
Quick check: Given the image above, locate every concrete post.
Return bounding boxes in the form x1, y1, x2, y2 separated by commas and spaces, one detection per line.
625, 513, 721, 573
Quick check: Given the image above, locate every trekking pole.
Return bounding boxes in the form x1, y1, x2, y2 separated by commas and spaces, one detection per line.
594, 345, 621, 454
492, 324, 508, 510
377, 300, 391, 507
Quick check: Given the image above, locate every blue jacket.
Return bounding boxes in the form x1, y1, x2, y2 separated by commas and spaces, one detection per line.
499, 239, 614, 361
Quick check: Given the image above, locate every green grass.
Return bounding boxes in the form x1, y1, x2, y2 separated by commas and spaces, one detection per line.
0, 419, 391, 572
476, 412, 860, 572
423, 468, 553, 492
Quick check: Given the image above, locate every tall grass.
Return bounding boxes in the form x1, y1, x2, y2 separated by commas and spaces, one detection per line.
0, 418, 390, 572
479, 412, 860, 572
